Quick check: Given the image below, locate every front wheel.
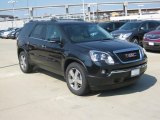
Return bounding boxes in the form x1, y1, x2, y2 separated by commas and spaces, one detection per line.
66, 62, 90, 96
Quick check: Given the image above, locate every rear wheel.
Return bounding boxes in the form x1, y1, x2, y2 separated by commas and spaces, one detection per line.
66, 62, 89, 96
19, 51, 33, 73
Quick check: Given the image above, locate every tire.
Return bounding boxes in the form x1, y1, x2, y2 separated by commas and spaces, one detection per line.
66, 62, 89, 96
19, 51, 33, 73
131, 38, 139, 45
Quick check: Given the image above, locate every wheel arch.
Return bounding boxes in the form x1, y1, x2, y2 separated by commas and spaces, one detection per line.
63, 58, 88, 78
17, 47, 28, 56
18, 48, 24, 56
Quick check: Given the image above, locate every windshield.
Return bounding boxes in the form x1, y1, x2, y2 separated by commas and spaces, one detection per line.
119, 22, 141, 30
98, 23, 110, 28
61, 24, 113, 43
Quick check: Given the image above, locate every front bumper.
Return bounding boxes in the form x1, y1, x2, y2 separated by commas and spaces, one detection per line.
87, 63, 147, 90
143, 41, 160, 51
8, 35, 15, 39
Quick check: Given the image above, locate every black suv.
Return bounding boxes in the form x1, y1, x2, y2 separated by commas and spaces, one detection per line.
98, 21, 126, 32
17, 20, 147, 96
111, 20, 160, 45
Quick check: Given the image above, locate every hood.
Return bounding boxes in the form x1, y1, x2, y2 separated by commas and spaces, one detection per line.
147, 30, 160, 35
3, 31, 12, 34
76, 40, 139, 53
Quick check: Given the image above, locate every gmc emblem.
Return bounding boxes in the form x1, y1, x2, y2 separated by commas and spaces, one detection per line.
125, 53, 137, 58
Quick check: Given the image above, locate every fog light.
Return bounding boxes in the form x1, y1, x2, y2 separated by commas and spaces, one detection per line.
101, 70, 106, 74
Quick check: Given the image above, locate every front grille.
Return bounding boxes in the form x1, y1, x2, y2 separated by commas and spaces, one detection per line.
114, 49, 141, 63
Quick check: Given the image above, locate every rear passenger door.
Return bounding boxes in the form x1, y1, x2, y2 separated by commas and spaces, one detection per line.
28, 24, 47, 65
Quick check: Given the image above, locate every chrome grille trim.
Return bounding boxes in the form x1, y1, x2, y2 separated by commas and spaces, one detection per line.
113, 48, 142, 64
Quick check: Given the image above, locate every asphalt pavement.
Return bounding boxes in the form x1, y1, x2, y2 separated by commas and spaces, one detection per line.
0, 39, 160, 120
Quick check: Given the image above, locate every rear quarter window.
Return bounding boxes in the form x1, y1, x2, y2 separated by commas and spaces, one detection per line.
19, 23, 36, 37
30, 24, 45, 39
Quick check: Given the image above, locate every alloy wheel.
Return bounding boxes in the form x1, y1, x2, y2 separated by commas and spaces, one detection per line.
68, 68, 83, 91
20, 54, 27, 71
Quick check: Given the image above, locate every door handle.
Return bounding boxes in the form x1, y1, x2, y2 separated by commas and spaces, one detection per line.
41, 45, 46, 48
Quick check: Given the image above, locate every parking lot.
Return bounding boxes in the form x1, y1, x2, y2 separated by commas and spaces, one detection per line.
0, 38, 160, 120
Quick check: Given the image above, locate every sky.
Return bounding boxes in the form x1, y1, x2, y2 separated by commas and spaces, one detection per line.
0, 0, 160, 18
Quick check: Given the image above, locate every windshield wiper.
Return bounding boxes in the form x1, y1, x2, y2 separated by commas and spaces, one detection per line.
100, 38, 113, 41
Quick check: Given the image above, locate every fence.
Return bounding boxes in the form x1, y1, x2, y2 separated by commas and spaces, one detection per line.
0, 0, 160, 29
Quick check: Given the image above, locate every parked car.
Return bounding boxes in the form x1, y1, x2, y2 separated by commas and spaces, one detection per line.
98, 21, 126, 32
0, 30, 12, 38
1, 28, 19, 39
0, 29, 11, 38
143, 25, 160, 51
15, 28, 22, 39
0, 30, 5, 38
7, 28, 22, 39
17, 20, 147, 96
111, 20, 160, 45
7, 31, 16, 39
0, 30, 5, 33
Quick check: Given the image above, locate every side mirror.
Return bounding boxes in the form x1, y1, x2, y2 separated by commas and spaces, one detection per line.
106, 27, 111, 31
106, 27, 110, 30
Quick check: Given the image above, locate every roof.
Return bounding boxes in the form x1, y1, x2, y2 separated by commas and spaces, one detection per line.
29, 19, 89, 25
126, 20, 160, 23
98, 21, 126, 24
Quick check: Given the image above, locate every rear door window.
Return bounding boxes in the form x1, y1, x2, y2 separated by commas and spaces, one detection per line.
107, 23, 113, 30
148, 22, 158, 30
141, 22, 148, 30
20, 23, 35, 37
114, 23, 121, 29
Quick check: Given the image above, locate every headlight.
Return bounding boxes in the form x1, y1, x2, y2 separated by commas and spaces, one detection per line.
139, 46, 146, 57
89, 50, 115, 65
119, 33, 132, 40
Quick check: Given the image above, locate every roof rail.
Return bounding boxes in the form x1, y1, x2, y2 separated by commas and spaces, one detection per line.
50, 17, 58, 22
28, 18, 84, 23
59, 18, 84, 21
29, 20, 38, 22
50, 17, 84, 22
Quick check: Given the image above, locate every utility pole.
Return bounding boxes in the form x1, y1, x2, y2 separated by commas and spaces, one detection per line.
82, 0, 85, 21
8, 0, 18, 27
123, 1, 128, 16
138, 4, 144, 16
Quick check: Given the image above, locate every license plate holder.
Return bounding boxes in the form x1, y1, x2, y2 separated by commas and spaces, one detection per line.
131, 69, 140, 77
149, 42, 154, 46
